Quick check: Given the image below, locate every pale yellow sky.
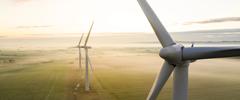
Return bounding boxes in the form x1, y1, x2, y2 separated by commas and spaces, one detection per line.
0, 0, 240, 37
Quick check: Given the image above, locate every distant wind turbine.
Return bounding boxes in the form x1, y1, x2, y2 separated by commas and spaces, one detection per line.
137, 0, 240, 100
80, 22, 94, 91
77, 33, 84, 73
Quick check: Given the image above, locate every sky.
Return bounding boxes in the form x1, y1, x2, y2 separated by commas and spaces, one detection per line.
0, 0, 240, 37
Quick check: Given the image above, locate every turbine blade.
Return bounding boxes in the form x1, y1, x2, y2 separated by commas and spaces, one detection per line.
137, 0, 175, 47
173, 62, 189, 100
84, 22, 94, 46
182, 47, 240, 60
147, 61, 174, 100
87, 55, 94, 72
78, 33, 84, 46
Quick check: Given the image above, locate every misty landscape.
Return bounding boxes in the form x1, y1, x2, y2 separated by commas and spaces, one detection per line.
1, 28, 240, 50
0, 30, 240, 100
1, 0, 240, 100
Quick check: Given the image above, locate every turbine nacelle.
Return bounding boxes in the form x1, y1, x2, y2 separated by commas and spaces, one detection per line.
159, 44, 184, 65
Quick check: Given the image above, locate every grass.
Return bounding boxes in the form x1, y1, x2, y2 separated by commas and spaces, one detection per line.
90, 64, 240, 100
0, 48, 240, 100
0, 61, 70, 100
0, 50, 80, 100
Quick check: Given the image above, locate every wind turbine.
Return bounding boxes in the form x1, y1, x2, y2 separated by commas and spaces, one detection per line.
77, 33, 84, 73
137, 0, 240, 100
80, 22, 94, 91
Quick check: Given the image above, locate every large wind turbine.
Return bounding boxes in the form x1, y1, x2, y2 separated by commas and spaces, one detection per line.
80, 22, 94, 91
137, 0, 240, 100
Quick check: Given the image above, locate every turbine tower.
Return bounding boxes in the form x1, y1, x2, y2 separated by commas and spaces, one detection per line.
137, 0, 240, 100
80, 22, 94, 91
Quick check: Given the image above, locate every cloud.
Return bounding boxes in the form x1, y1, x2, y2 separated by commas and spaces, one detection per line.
12, 0, 33, 5
173, 28, 240, 34
13, 0, 32, 3
16, 25, 53, 29
185, 17, 240, 25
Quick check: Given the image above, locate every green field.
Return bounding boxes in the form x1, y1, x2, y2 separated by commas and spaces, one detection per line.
0, 48, 240, 100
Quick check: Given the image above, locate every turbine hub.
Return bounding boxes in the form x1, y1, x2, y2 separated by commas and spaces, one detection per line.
159, 44, 183, 65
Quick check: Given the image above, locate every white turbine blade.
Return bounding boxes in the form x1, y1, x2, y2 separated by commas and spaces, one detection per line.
84, 22, 94, 46
137, 0, 175, 47
147, 61, 174, 100
78, 33, 84, 46
173, 62, 189, 100
87, 55, 94, 72
182, 47, 240, 60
